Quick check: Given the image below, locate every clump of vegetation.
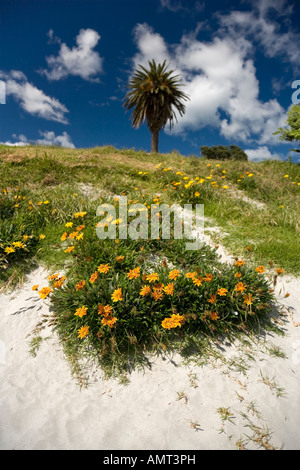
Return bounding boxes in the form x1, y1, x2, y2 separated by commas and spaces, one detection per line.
201, 145, 248, 161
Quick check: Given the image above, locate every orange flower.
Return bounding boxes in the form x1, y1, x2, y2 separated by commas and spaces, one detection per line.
186, 272, 197, 279
235, 282, 247, 293
243, 293, 253, 305
64, 246, 74, 253
193, 276, 203, 286
275, 268, 284, 275
38, 286, 53, 299
164, 283, 174, 296
111, 288, 123, 302
75, 280, 86, 291
210, 312, 219, 321
207, 294, 216, 304
53, 276, 66, 288
98, 263, 110, 274
74, 306, 88, 317
61, 232, 68, 241
127, 267, 140, 279
32, 284, 39, 291
77, 326, 89, 339
217, 288, 228, 296
255, 266, 265, 274
101, 316, 117, 328
204, 273, 213, 282
151, 290, 164, 301
140, 285, 151, 297
169, 269, 181, 280
116, 255, 125, 263
235, 260, 245, 267
89, 271, 98, 283
235, 272, 242, 278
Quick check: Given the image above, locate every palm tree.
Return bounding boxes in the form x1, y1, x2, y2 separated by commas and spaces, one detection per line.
123, 59, 189, 153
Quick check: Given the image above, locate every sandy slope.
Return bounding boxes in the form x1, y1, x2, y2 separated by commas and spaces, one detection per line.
0, 264, 300, 451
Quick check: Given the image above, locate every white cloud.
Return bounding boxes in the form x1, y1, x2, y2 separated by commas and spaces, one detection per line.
42, 28, 103, 81
244, 146, 283, 162
36, 130, 75, 148
130, 23, 287, 146
1, 131, 75, 148
0, 70, 69, 123
218, 0, 300, 70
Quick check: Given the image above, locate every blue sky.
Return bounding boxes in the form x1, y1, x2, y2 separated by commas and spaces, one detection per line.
0, 0, 299, 162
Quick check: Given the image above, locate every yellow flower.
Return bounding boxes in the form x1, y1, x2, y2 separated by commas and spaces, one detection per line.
222, 185, 229, 189
39, 234, 45, 239
255, 266, 265, 274
76, 232, 84, 241
65, 222, 73, 228
23, 235, 29, 241
4, 246, 15, 254
146, 272, 159, 283
38, 287, 53, 299
169, 269, 181, 280
194, 191, 200, 197
74, 211, 87, 218
32, 284, 39, 291
111, 288, 123, 302
75, 280, 86, 291
43, 200, 50, 204
161, 314, 185, 330
48, 273, 60, 281
13, 242, 25, 248
89, 271, 98, 283
98, 263, 111, 274
127, 267, 140, 279
77, 326, 89, 339
235, 272, 242, 278
217, 288, 228, 296
164, 283, 174, 296
140, 285, 151, 297
74, 306, 88, 318
64, 246, 74, 253
284, 175, 289, 178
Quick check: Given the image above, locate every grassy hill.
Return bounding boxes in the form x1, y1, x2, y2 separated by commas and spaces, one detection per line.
1, 144, 299, 378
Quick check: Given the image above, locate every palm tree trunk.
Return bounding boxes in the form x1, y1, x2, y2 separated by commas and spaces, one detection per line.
151, 129, 159, 153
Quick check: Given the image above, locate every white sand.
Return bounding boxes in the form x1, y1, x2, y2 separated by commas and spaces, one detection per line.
0, 265, 300, 450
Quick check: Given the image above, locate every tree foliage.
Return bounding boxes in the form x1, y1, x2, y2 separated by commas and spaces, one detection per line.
200, 145, 248, 161
274, 104, 300, 153
123, 60, 189, 153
